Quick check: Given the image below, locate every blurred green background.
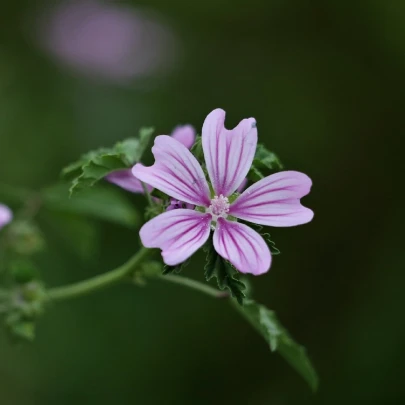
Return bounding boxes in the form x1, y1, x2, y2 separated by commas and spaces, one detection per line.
0, 0, 403, 404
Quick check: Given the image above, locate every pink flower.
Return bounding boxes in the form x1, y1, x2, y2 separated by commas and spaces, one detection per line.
106, 125, 196, 193
0, 204, 12, 230
133, 109, 314, 275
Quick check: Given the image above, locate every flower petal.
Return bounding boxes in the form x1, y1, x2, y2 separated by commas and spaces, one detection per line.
0, 204, 12, 229
171, 125, 196, 149
202, 108, 257, 197
213, 218, 271, 275
132, 135, 211, 206
236, 178, 248, 193
139, 209, 211, 266
106, 169, 152, 193
229, 171, 314, 227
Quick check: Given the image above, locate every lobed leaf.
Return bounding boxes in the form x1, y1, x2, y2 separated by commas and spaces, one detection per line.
204, 239, 246, 305
248, 143, 283, 182
62, 127, 154, 195
163, 258, 190, 275
240, 300, 319, 392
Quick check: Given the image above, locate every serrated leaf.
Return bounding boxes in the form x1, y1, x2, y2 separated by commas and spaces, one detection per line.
239, 221, 281, 255
239, 300, 319, 392
248, 144, 283, 182
261, 233, 281, 255
163, 258, 190, 275
62, 127, 154, 195
43, 183, 139, 228
254, 143, 283, 171
204, 239, 246, 305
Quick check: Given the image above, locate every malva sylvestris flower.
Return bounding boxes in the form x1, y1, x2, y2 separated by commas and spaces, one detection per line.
0, 204, 12, 230
106, 125, 196, 193
133, 109, 313, 275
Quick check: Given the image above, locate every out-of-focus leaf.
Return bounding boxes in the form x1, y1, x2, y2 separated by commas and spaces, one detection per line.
5, 314, 36, 342
239, 300, 319, 392
204, 239, 246, 305
62, 127, 154, 195
43, 183, 139, 228
42, 211, 99, 260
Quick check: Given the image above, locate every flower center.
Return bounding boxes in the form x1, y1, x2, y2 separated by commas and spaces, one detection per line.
207, 194, 230, 220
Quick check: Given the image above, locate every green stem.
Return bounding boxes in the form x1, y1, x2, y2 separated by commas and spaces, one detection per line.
47, 247, 151, 302
229, 298, 260, 332
157, 274, 228, 299
142, 182, 154, 207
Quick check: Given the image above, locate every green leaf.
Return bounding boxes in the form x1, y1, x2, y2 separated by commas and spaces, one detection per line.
62, 127, 154, 195
239, 300, 319, 391
247, 165, 265, 182
254, 143, 283, 170
204, 239, 246, 305
43, 183, 139, 228
150, 188, 170, 201
261, 233, 281, 255
163, 258, 190, 275
190, 135, 203, 161
248, 144, 283, 182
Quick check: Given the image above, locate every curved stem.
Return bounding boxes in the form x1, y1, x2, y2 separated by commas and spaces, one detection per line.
47, 247, 227, 303
158, 274, 228, 299
47, 247, 151, 302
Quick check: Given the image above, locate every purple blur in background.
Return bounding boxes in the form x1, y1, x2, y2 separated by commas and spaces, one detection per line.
0, 204, 12, 229
37, 0, 178, 82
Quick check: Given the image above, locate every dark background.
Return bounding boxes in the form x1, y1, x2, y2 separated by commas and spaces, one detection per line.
0, 0, 403, 404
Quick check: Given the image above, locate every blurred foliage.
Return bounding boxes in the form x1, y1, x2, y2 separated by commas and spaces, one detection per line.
0, 0, 404, 404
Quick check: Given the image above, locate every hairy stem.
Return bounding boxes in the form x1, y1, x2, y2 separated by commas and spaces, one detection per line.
47, 247, 151, 302
158, 274, 228, 299
46, 248, 227, 303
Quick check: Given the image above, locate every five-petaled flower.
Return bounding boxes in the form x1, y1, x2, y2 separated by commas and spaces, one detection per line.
133, 109, 313, 275
0, 203, 12, 230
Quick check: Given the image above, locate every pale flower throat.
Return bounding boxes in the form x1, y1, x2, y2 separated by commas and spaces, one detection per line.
206, 195, 230, 223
